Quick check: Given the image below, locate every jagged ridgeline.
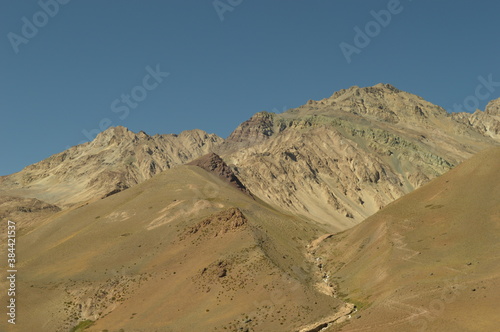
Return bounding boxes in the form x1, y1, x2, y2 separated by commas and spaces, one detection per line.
1, 84, 498, 232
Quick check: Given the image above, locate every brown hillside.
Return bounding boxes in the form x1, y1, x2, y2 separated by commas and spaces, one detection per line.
314, 147, 500, 332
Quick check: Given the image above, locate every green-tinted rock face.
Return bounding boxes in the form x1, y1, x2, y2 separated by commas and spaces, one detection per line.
218, 84, 499, 230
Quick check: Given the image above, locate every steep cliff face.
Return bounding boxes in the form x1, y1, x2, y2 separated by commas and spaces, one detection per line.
0, 126, 224, 207
218, 84, 499, 229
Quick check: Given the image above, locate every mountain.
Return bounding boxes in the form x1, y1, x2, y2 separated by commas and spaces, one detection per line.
313, 146, 500, 332
2, 84, 499, 235
1, 84, 499, 332
0, 127, 223, 208
2, 85, 499, 233
1, 163, 354, 332
218, 84, 499, 230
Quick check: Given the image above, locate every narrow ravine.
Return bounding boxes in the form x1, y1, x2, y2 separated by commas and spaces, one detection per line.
297, 302, 356, 332
297, 234, 357, 332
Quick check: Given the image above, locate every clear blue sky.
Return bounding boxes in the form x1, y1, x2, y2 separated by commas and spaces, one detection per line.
1, 0, 499, 175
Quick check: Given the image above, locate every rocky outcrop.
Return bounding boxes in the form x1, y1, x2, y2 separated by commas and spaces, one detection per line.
452, 97, 500, 140
485, 97, 500, 115
181, 207, 248, 240
187, 153, 252, 196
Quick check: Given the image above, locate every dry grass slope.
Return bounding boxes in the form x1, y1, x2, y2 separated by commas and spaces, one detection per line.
0, 165, 350, 332
316, 147, 500, 332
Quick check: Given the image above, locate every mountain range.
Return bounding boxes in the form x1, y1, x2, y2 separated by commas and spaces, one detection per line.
0, 83, 499, 332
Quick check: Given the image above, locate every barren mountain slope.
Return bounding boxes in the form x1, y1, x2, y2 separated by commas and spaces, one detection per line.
314, 147, 500, 332
0, 126, 223, 207
219, 84, 499, 230
0, 164, 355, 332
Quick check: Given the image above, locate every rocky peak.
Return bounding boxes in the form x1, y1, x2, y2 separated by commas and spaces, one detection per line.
98, 125, 135, 139
177, 128, 221, 142
375, 82, 401, 92
329, 83, 400, 100
91, 126, 140, 147
226, 111, 275, 144
322, 83, 446, 122
452, 97, 500, 140
485, 98, 500, 116
187, 153, 252, 196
